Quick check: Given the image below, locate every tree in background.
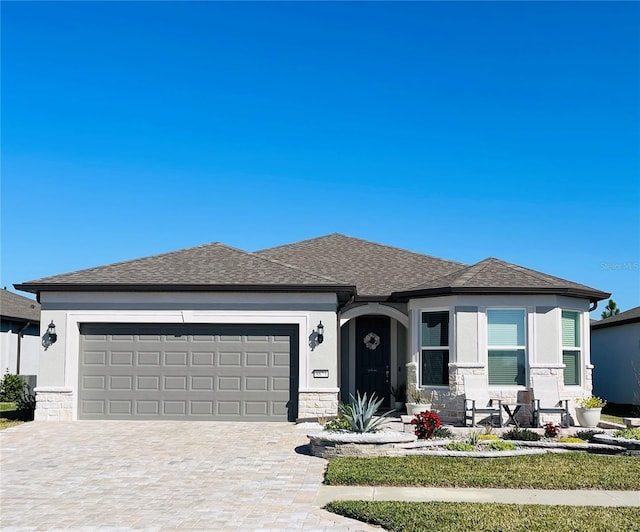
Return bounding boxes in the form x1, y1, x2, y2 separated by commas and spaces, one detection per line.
601, 299, 621, 319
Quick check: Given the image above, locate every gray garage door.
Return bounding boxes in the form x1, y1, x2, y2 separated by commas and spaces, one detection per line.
78, 323, 298, 421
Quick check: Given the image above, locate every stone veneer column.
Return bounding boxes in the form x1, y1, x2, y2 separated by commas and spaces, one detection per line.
33, 387, 74, 421
297, 390, 339, 420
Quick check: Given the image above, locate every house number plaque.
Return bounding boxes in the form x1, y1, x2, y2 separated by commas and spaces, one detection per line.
312, 369, 329, 378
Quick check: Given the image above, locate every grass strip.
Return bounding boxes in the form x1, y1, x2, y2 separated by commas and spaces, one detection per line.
325, 453, 640, 490
324, 500, 640, 532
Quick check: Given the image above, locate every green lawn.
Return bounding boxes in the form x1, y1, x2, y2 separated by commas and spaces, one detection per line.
324, 501, 640, 532
0, 402, 17, 412
325, 454, 640, 490
601, 413, 625, 424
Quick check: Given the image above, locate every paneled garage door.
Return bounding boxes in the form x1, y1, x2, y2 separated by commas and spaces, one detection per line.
78, 323, 298, 421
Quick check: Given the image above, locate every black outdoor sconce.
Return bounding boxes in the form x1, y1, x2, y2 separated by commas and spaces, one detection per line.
316, 321, 324, 344
42, 321, 58, 350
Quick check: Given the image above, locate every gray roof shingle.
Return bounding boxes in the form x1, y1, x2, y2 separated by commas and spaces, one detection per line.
14, 234, 610, 303
396, 258, 610, 301
591, 306, 640, 329
256, 233, 465, 297
0, 289, 41, 322
15, 242, 353, 292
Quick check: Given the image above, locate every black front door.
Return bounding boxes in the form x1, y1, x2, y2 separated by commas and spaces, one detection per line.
355, 316, 391, 407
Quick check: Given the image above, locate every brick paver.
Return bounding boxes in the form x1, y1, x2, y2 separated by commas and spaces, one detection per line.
0, 421, 378, 531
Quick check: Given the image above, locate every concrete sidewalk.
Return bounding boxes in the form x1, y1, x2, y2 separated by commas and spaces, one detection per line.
314, 486, 640, 507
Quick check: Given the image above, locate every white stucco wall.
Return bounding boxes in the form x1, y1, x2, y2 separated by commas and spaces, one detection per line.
591, 321, 640, 405
37, 291, 340, 420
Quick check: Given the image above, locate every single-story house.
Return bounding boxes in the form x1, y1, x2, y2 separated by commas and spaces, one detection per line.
591, 306, 640, 406
15, 233, 610, 423
0, 289, 41, 389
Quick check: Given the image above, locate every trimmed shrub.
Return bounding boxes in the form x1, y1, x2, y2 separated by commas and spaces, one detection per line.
574, 429, 605, 442
488, 440, 516, 451
0, 371, 27, 402
501, 428, 542, 441
432, 427, 454, 439
613, 427, 640, 440
446, 441, 475, 451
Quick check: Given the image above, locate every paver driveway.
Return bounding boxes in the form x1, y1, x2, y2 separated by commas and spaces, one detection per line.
0, 421, 378, 531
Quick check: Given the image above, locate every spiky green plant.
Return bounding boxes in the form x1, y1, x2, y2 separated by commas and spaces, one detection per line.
338, 392, 395, 433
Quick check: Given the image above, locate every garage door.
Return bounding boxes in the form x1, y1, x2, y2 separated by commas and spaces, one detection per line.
78, 323, 298, 421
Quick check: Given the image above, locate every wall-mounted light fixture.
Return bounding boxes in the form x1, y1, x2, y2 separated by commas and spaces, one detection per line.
42, 321, 58, 350
316, 321, 324, 344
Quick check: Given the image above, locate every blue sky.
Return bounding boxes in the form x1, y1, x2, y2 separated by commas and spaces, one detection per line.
2, 1, 638, 316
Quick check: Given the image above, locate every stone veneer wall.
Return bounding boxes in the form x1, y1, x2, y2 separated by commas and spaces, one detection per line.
34, 387, 73, 421
297, 391, 339, 420
407, 362, 592, 427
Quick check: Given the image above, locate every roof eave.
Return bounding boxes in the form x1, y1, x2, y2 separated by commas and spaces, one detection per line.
591, 316, 640, 330
390, 286, 611, 303
14, 282, 357, 301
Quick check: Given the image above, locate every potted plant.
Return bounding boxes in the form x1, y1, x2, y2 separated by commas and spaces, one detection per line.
405, 387, 432, 416
575, 395, 606, 428
391, 384, 406, 411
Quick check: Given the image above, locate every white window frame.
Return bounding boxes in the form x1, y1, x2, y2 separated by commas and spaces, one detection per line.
419, 309, 451, 388
561, 309, 582, 387
486, 308, 527, 387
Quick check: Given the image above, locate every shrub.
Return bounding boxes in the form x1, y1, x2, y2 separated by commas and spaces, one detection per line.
488, 440, 516, 451
613, 427, 640, 440
16, 391, 36, 414
557, 437, 587, 444
467, 431, 481, 446
432, 426, 454, 439
0, 370, 27, 402
479, 434, 499, 441
574, 429, 604, 442
411, 411, 442, 439
324, 405, 352, 431
338, 392, 395, 433
502, 428, 542, 441
543, 422, 562, 438
446, 441, 475, 451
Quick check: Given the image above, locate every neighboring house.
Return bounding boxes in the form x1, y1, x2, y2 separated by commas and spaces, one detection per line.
15, 233, 609, 423
591, 306, 640, 406
0, 289, 41, 385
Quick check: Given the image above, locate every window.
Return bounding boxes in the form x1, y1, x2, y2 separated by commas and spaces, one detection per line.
562, 310, 581, 385
421, 311, 449, 386
487, 309, 526, 386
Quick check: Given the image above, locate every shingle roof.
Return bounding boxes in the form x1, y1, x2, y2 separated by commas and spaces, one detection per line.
591, 306, 640, 329
0, 289, 40, 322
256, 233, 465, 297
15, 242, 353, 293
395, 258, 610, 301
14, 234, 610, 303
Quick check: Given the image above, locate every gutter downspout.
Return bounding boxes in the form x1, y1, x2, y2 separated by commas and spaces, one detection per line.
16, 321, 31, 375
589, 301, 598, 312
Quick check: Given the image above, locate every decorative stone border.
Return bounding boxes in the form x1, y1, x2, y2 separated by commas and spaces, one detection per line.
308, 430, 416, 458
307, 431, 629, 458
592, 434, 640, 450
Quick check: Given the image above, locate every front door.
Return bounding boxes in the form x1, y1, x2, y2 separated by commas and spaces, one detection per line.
355, 316, 391, 407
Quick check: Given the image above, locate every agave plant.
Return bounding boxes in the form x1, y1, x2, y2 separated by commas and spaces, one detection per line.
338, 391, 395, 433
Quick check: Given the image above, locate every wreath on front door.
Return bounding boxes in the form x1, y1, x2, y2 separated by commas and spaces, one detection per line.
363, 332, 381, 350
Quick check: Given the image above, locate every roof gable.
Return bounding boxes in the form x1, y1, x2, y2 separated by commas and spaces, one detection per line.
256, 233, 465, 297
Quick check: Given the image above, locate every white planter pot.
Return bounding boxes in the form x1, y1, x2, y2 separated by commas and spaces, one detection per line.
406, 403, 432, 416
575, 407, 602, 428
